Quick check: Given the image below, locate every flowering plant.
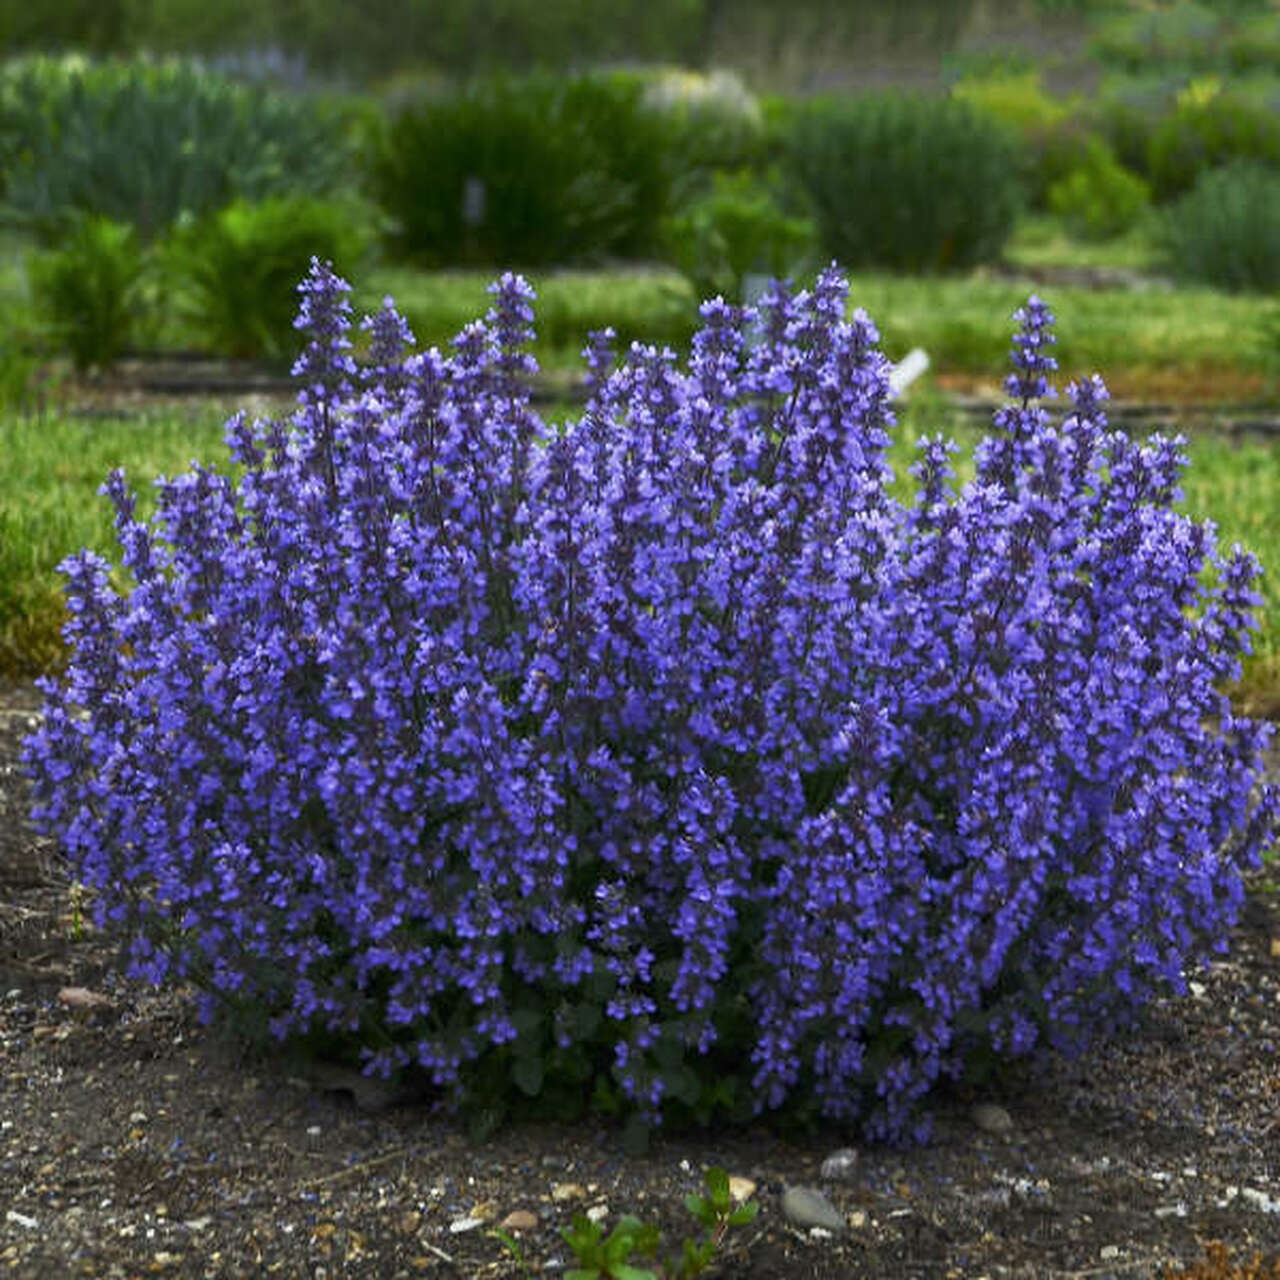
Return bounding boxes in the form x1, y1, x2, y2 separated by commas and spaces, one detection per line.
26, 262, 1277, 1141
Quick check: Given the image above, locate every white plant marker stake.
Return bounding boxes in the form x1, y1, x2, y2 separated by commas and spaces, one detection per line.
888, 347, 930, 396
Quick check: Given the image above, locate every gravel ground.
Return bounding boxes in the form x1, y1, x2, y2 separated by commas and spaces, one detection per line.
2, 681, 1279, 1279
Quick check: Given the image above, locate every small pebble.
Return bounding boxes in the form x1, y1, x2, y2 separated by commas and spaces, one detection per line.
781, 1185, 846, 1234
971, 1102, 1014, 1136
727, 1176, 756, 1203
499, 1210, 538, 1232
1241, 1187, 1280, 1214
819, 1148, 860, 1182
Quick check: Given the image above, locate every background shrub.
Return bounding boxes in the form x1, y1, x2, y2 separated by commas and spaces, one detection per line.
369, 72, 671, 267
949, 69, 1091, 211
1145, 88, 1280, 203
1226, 10, 1280, 72
1093, 92, 1165, 181
659, 170, 814, 303
26, 263, 1277, 1145
783, 92, 1025, 272
28, 215, 145, 369
0, 54, 352, 244
1089, 2, 1225, 73
1155, 161, 1280, 292
165, 196, 371, 360
1046, 136, 1151, 240
640, 68, 770, 202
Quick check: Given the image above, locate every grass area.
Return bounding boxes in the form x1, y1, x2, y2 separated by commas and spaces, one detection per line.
847, 274, 1278, 400
3, 397, 1277, 712
1002, 214, 1161, 275
4, 218, 1279, 408
367, 260, 1280, 405
0, 408, 231, 674
360, 264, 701, 375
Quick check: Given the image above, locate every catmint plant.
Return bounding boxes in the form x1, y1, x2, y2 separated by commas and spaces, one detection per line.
26, 263, 1277, 1142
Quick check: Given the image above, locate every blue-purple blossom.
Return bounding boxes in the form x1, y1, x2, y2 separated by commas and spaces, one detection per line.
24, 260, 1278, 1142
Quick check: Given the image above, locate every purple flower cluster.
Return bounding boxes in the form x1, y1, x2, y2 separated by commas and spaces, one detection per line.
25, 263, 1278, 1140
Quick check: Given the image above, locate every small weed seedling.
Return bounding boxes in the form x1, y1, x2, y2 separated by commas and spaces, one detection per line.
559, 1166, 759, 1280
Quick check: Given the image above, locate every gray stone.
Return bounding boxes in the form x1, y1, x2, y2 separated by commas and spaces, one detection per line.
819, 1148, 860, 1182
971, 1102, 1014, 1136
781, 1185, 846, 1233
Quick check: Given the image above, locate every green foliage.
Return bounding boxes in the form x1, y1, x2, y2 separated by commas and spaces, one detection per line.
0, 54, 352, 244
1089, 2, 1226, 71
556, 1167, 759, 1280
1145, 87, 1280, 202
0, 409, 231, 679
28, 216, 145, 370
949, 69, 1093, 211
0, 0, 706, 81
164, 196, 371, 360
639, 69, 771, 202
1226, 10, 1280, 70
1047, 137, 1151, 240
1093, 94, 1165, 179
1155, 161, 1280, 292
950, 69, 1072, 136
783, 92, 1025, 273
660, 170, 814, 303
369, 72, 672, 267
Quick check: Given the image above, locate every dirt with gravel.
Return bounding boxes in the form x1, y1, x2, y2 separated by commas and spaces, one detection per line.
2, 678, 1279, 1279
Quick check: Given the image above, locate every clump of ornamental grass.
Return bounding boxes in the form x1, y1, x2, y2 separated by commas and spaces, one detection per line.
24, 261, 1278, 1144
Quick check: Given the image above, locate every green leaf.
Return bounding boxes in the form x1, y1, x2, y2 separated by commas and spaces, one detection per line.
683, 1192, 712, 1223
703, 1166, 730, 1208
621, 1113, 652, 1156
511, 1052, 545, 1098
510, 1005, 544, 1037
727, 1201, 761, 1226
610, 1265, 659, 1280
679, 1236, 717, 1276
562, 1212, 605, 1255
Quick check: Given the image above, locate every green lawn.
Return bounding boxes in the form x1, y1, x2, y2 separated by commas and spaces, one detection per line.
360, 257, 1280, 405
5, 217, 1279, 408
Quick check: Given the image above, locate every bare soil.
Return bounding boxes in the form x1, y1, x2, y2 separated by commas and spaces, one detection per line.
2, 679, 1279, 1279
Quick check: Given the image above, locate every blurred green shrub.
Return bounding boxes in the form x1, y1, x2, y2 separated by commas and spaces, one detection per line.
660, 170, 814, 303
28, 215, 146, 370
0, 54, 352, 244
0, 0, 706, 83
783, 92, 1024, 273
369, 73, 671, 267
1146, 84, 1280, 202
640, 68, 770, 200
1089, 2, 1225, 72
165, 196, 371, 361
1226, 11, 1280, 71
1155, 161, 1280, 293
1093, 94, 1164, 179
1047, 137, 1151, 240
948, 68, 1124, 215
950, 68, 1071, 136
